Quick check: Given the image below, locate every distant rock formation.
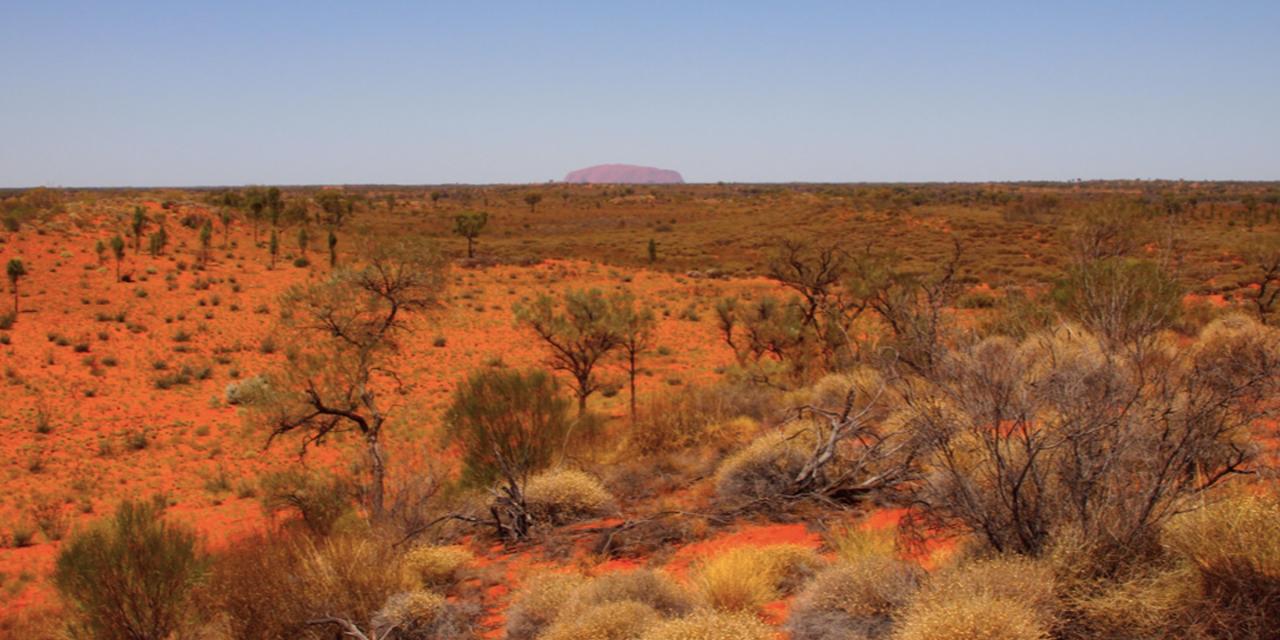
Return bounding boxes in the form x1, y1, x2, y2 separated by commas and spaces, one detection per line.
563, 164, 684, 184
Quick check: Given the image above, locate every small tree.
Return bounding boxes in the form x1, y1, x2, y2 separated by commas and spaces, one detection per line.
110, 235, 126, 282
250, 239, 446, 518
444, 368, 574, 540
147, 224, 168, 257
297, 226, 310, 257
266, 187, 283, 229
7, 258, 26, 316
54, 499, 206, 640
198, 220, 213, 266
246, 188, 266, 245
219, 208, 233, 248
648, 238, 657, 263
94, 239, 106, 265
453, 211, 488, 259
130, 206, 147, 253
1242, 236, 1280, 324
515, 288, 622, 414
611, 291, 656, 422
269, 228, 279, 269
524, 192, 543, 213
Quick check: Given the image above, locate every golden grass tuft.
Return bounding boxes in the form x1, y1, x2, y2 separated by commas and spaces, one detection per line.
505, 572, 587, 640
712, 428, 809, 503
693, 544, 825, 612
539, 600, 660, 640
524, 468, 614, 525
637, 610, 774, 640
893, 591, 1049, 640
568, 568, 695, 618
401, 544, 474, 589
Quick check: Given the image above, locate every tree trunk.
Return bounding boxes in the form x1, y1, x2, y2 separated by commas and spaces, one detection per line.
366, 429, 385, 519
629, 350, 638, 422
467, 237, 475, 258
12, 284, 17, 315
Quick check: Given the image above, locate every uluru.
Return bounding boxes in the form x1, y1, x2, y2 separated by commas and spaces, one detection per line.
563, 163, 684, 184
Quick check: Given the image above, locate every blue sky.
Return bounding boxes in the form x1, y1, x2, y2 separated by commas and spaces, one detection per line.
1, 1, 1277, 186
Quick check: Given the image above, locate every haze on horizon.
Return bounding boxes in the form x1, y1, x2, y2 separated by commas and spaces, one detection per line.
2, 1, 1277, 188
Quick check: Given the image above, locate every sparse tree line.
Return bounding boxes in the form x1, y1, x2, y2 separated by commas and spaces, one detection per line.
13, 194, 1280, 640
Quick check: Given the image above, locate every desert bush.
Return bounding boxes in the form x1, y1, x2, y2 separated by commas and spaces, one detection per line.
523, 468, 614, 525
1161, 493, 1280, 637
1052, 256, 1181, 352
370, 590, 470, 640
288, 535, 412, 636
713, 428, 809, 505
693, 544, 824, 612
54, 499, 206, 640
505, 572, 587, 640
629, 380, 774, 455
540, 600, 660, 640
445, 368, 573, 487
825, 522, 898, 565
567, 569, 695, 619
401, 544, 474, 589
257, 469, 354, 536
901, 317, 1280, 561
916, 557, 1057, 627
637, 610, 773, 640
892, 591, 1049, 640
787, 556, 922, 640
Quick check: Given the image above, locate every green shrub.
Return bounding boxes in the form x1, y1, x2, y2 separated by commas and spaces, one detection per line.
257, 469, 353, 536
54, 499, 206, 640
444, 368, 573, 487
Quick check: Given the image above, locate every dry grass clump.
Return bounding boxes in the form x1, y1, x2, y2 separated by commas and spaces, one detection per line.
370, 590, 469, 640
920, 556, 1057, 626
637, 610, 774, 640
629, 382, 774, 455
891, 556, 1055, 640
402, 544, 474, 589
524, 469, 614, 525
712, 428, 809, 504
568, 568, 696, 618
693, 544, 824, 612
1161, 493, 1280, 636
291, 535, 414, 634
505, 572, 587, 640
892, 591, 1049, 640
826, 523, 898, 565
788, 556, 922, 640
539, 600, 660, 640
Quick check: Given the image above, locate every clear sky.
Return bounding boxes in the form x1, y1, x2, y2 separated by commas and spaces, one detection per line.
2, 1, 1277, 186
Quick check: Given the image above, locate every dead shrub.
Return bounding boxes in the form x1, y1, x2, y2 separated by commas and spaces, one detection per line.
628, 381, 775, 455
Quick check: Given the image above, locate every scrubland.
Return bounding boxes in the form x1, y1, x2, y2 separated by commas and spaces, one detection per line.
1, 181, 1279, 639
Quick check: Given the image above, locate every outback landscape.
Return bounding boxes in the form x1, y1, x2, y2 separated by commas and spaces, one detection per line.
2, 181, 1280, 639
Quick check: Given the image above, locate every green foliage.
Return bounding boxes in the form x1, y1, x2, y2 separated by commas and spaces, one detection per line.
258, 469, 354, 536
514, 288, 624, 413
1052, 257, 1182, 349
452, 211, 488, 258
444, 368, 573, 487
54, 499, 205, 640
